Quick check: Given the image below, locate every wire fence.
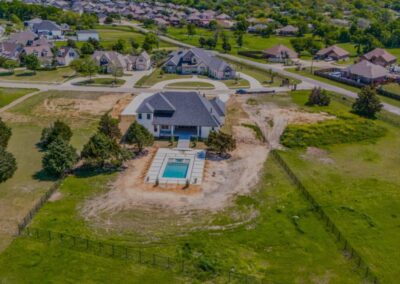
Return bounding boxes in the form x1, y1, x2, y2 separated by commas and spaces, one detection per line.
16, 180, 63, 236
22, 226, 263, 283
270, 150, 379, 284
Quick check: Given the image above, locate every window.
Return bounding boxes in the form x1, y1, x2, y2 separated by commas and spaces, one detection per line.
161, 125, 169, 130
138, 113, 142, 119
147, 113, 151, 120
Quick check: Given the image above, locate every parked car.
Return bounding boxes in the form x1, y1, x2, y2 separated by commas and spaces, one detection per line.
236, 89, 248, 94
329, 71, 342, 78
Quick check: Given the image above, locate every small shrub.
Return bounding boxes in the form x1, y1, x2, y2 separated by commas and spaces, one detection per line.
306, 87, 330, 106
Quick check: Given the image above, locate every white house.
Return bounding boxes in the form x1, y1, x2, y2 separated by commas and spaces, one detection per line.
76, 30, 99, 42
128, 91, 225, 139
56, 46, 79, 66
32, 20, 63, 39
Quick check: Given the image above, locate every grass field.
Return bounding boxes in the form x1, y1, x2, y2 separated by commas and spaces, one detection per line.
279, 91, 400, 283
0, 91, 113, 252
75, 78, 125, 87
0, 68, 75, 83
0, 88, 37, 108
165, 81, 215, 89
135, 68, 192, 87
165, 27, 311, 58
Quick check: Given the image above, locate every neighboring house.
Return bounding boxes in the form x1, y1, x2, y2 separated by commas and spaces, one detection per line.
248, 24, 269, 34
344, 60, 389, 84
0, 42, 23, 60
32, 20, 63, 39
21, 45, 53, 66
163, 48, 236, 80
24, 18, 42, 29
360, 48, 397, 67
134, 91, 225, 139
276, 25, 299, 36
8, 31, 37, 46
263, 44, 298, 62
315, 45, 350, 61
76, 30, 99, 42
56, 46, 79, 66
92, 50, 151, 72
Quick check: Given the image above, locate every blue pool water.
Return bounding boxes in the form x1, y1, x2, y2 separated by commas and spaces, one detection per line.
162, 159, 190, 178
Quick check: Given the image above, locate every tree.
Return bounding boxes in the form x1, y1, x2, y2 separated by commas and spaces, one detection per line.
88, 38, 101, 50
206, 37, 217, 49
208, 20, 218, 30
142, 33, 159, 52
98, 113, 121, 140
42, 138, 78, 177
109, 64, 123, 84
112, 39, 126, 53
129, 38, 139, 50
187, 23, 196, 36
352, 87, 383, 118
80, 42, 95, 55
104, 16, 113, 24
125, 122, 154, 152
81, 132, 130, 168
199, 37, 207, 47
0, 147, 17, 183
306, 88, 330, 106
205, 131, 236, 156
71, 57, 98, 81
40, 120, 73, 149
0, 118, 12, 148
24, 54, 40, 74
236, 32, 243, 49
67, 39, 77, 48
222, 40, 231, 53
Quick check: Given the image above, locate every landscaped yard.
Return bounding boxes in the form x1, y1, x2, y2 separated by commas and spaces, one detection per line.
135, 68, 192, 87
165, 81, 215, 89
0, 88, 37, 108
0, 67, 75, 83
74, 78, 125, 87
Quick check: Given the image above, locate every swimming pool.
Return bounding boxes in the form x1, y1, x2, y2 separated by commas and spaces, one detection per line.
162, 159, 190, 179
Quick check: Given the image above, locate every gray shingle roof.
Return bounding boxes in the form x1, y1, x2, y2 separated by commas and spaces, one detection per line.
137, 91, 224, 127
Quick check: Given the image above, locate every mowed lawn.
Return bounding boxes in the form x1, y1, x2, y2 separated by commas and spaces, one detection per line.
278, 91, 400, 283
0, 87, 37, 108
0, 91, 111, 252
0, 67, 75, 83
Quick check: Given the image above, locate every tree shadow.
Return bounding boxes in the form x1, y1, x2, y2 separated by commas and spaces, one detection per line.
206, 152, 231, 161
73, 166, 121, 179
32, 170, 59, 182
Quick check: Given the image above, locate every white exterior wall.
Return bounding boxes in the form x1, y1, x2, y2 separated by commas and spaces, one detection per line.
200, 126, 218, 139
136, 113, 158, 136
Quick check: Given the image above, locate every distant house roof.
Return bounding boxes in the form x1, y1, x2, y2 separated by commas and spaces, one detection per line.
263, 44, 298, 58
345, 60, 389, 79
277, 25, 298, 34
137, 91, 224, 127
165, 48, 234, 74
9, 31, 37, 45
32, 20, 61, 32
316, 45, 350, 58
361, 48, 396, 65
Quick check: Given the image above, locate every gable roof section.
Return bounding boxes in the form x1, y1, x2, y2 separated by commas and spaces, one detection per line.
33, 20, 61, 31
137, 92, 224, 127
346, 60, 389, 79
362, 48, 396, 63
263, 44, 298, 58
316, 45, 349, 57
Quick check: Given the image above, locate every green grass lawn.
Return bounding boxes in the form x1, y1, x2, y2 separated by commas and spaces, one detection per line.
0, 67, 75, 83
0, 91, 113, 252
165, 81, 215, 89
75, 78, 125, 87
0, 88, 37, 108
165, 27, 313, 59
0, 156, 362, 283
135, 68, 192, 87
277, 90, 400, 283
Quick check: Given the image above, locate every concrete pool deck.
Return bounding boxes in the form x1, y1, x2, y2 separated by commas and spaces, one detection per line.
145, 148, 206, 185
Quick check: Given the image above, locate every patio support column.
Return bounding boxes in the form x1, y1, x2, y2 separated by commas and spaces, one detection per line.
171, 126, 174, 137
197, 126, 200, 138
